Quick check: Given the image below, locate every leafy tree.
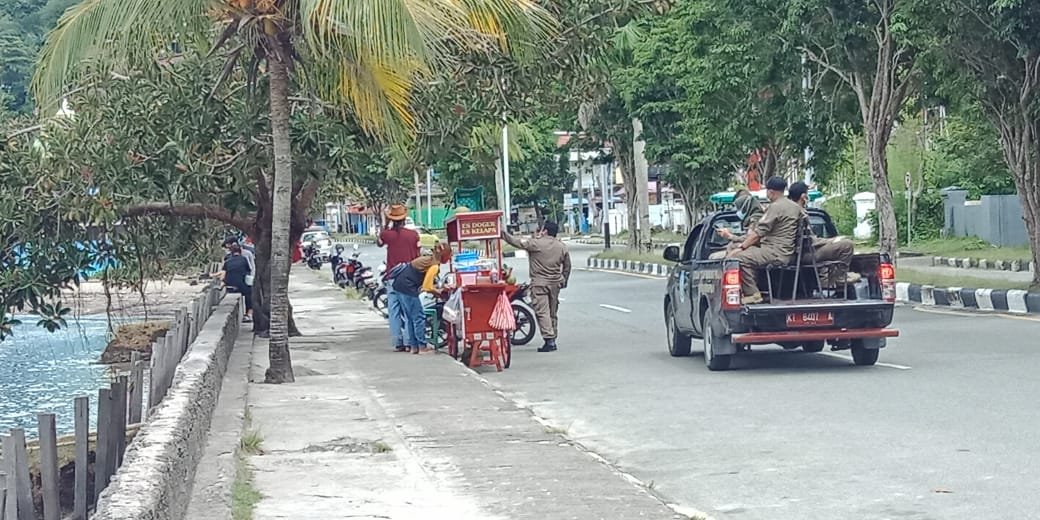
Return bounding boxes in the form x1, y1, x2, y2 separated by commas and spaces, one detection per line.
735, 0, 923, 257
0, 14, 34, 113
923, 0, 1040, 286
33, 0, 553, 383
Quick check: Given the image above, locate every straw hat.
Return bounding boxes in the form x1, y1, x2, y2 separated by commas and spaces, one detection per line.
385, 204, 408, 221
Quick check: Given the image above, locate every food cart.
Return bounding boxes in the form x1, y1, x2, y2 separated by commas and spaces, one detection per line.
443, 210, 515, 371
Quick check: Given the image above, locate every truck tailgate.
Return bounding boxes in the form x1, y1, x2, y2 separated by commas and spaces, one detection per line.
733, 300, 897, 344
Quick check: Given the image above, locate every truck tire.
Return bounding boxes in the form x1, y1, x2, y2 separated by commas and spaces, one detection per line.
702, 313, 732, 371
802, 341, 825, 353
850, 340, 880, 366
666, 303, 692, 357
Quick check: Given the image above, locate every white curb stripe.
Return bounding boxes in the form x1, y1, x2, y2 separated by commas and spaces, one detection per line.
921, 285, 935, 306
1007, 290, 1029, 314
947, 287, 964, 308
895, 282, 910, 303
976, 288, 994, 311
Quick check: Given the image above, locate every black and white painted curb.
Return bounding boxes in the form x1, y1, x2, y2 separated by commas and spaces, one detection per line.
896, 282, 1040, 315
337, 236, 377, 245
930, 256, 1036, 274
586, 257, 672, 277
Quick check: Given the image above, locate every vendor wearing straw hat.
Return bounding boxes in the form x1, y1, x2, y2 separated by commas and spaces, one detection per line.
378, 203, 421, 352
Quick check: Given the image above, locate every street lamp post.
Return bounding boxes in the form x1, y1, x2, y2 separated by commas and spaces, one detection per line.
501, 117, 511, 229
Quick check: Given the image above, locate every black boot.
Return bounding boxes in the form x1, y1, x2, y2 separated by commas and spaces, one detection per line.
537, 339, 557, 353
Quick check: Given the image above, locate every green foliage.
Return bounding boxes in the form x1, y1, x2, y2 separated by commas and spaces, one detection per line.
925, 110, 1015, 198
823, 195, 857, 236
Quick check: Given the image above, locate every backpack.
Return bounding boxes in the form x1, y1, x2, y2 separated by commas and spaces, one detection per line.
385, 262, 409, 281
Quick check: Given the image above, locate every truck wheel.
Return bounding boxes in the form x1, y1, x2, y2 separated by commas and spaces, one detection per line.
666, 303, 692, 357
802, 341, 825, 353
702, 313, 732, 371
850, 340, 880, 366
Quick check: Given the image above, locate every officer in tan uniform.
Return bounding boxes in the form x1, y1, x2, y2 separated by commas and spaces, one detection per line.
787, 181, 860, 287
728, 177, 803, 304
711, 191, 766, 259
502, 221, 571, 352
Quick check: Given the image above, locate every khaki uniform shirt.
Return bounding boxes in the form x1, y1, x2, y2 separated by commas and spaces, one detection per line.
754, 197, 802, 258
502, 233, 572, 287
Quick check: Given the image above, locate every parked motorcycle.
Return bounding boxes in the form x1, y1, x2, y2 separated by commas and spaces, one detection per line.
336, 246, 364, 288
509, 283, 537, 346
304, 244, 322, 270
329, 244, 345, 280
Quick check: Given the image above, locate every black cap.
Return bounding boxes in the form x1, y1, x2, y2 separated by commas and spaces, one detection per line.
788, 181, 809, 202
765, 176, 787, 192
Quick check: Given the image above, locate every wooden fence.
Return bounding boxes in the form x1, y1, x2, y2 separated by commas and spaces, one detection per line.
0, 280, 222, 520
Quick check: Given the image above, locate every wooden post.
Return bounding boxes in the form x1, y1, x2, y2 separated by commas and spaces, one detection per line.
148, 341, 161, 409
94, 389, 111, 504
73, 396, 89, 519
172, 309, 184, 356
1, 472, 7, 520
162, 333, 175, 400
2, 434, 15, 520
129, 353, 143, 424
9, 429, 33, 520
113, 378, 128, 467
37, 414, 60, 520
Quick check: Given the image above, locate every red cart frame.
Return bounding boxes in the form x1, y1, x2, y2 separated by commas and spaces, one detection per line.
443, 211, 513, 371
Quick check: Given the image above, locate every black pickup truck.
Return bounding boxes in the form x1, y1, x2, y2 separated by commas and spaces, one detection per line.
663, 208, 899, 370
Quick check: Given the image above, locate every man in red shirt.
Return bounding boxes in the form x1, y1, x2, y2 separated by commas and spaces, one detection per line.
377, 204, 421, 351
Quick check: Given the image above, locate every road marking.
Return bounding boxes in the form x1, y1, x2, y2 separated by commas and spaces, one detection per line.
912, 305, 1040, 322
819, 351, 912, 370
579, 268, 662, 280
599, 304, 632, 313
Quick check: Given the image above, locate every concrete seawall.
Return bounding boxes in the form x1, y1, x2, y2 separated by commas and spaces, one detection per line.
93, 296, 242, 520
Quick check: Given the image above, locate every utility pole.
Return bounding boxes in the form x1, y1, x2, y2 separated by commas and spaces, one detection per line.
601, 161, 611, 249
501, 116, 511, 230
802, 53, 815, 185
414, 170, 422, 226
426, 167, 433, 228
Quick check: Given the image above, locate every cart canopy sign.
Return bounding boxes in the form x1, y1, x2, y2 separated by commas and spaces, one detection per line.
446, 210, 503, 242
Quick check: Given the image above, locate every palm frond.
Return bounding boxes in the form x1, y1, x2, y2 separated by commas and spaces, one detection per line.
32, 0, 217, 109
296, 0, 557, 139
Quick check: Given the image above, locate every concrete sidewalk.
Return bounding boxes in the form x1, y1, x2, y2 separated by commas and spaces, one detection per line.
245, 269, 683, 520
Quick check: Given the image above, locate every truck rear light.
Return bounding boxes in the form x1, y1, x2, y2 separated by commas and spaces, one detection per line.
722, 267, 742, 310
878, 263, 896, 303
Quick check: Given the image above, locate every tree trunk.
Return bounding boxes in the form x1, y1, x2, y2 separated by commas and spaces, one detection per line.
866, 132, 899, 258
614, 130, 638, 249
632, 118, 652, 245
264, 58, 295, 384
993, 111, 1040, 288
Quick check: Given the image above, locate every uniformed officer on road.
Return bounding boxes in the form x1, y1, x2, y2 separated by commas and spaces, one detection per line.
728, 176, 803, 304
502, 221, 571, 352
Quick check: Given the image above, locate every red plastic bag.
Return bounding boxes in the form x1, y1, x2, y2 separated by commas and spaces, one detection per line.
489, 292, 516, 331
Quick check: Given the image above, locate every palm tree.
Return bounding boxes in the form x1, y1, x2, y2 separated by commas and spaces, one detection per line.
32, 0, 554, 383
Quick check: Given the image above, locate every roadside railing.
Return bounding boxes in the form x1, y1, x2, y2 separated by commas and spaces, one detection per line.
0, 280, 222, 520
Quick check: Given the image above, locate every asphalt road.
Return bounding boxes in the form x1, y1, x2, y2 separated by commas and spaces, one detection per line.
347, 242, 1040, 519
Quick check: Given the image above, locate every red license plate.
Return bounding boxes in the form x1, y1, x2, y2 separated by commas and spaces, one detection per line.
786, 311, 834, 327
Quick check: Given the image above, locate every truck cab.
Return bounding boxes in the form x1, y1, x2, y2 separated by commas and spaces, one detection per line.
662, 208, 898, 370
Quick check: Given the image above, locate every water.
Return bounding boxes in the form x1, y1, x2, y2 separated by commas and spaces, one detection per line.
0, 317, 112, 437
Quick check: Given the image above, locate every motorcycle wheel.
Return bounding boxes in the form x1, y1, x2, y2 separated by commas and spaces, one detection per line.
510, 303, 537, 346
374, 290, 388, 317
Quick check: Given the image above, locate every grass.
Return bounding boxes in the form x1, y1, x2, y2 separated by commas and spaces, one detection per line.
906, 237, 1033, 262
342, 286, 365, 300
231, 456, 262, 520
240, 429, 265, 455
371, 441, 393, 454
592, 248, 669, 264
232, 428, 264, 520
897, 268, 1035, 291
544, 425, 569, 435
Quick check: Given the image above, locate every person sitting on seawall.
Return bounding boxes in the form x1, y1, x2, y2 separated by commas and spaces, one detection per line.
710, 191, 765, 260
214, 243, 253, 323
392, 242, 451, 355
786, 181, 861, 287
727, 176, 803, 305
